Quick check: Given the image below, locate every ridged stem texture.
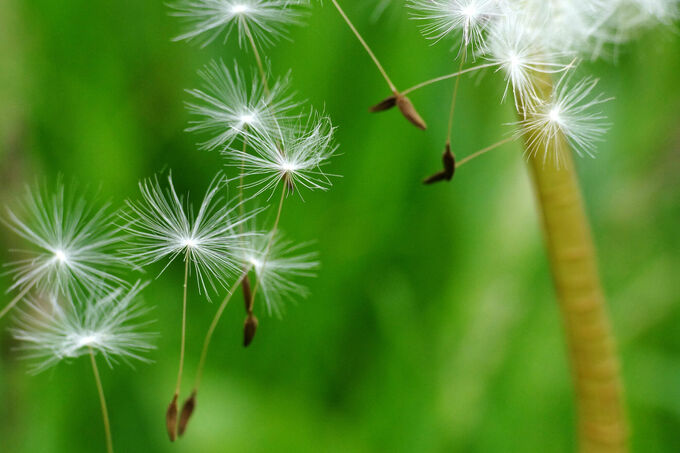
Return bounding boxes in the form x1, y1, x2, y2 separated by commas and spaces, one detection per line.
522, 74, 628, 453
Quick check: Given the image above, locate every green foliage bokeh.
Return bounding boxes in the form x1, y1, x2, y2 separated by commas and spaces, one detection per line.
1, 1, 679, 452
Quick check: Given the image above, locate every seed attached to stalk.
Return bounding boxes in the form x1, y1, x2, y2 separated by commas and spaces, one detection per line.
396, 96, 427, 130
423, 143, 456, 184
369, 95, 397, 112
244, 314, 259, 347
166, 394, 179, 441
242, 275, 253, 312
178, 391, 197, 437
369, 94, 427, 130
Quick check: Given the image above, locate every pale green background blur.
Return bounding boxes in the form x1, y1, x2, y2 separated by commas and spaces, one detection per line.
1, 1, 679, 452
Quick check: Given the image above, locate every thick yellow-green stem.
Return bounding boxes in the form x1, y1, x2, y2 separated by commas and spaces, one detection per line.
523, 77, 628, 453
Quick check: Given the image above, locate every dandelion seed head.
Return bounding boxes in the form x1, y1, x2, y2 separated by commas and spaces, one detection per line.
3, 182, 128, 298
515, 76, 612, 166
121, 173, 259, 296
224, 112, 337, 197
231, 3, 250, 14
12, 282, 156, 374
171, 0, 308, 49
181, 237, 200, 248
241, 232, 318, 317
409, 0, 499, 52
548, 107, 562, 123
186, 61, 299, 151
239, 112, 257, 124
53, 249, 68, 264
483, 14, 572, 112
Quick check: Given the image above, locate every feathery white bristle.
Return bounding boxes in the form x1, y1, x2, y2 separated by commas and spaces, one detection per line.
224, 112, 337, 197
121, 173, 259, 296
170, 0, 308, 48
186, 60, 299, 151
409, 0, 500, 53
12, 281, 155, 374
242, 232, 318, 317
515, 76, 612, 166
4, 182, 129, 298
483, 14, 573, 113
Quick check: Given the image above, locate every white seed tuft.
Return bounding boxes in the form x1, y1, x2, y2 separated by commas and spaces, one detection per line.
12, 281, 156, 374
3, 182, 129, 299
515, 75, 612, 166
170, 0, 308, 48
242, 232, 318, 317
185, 60, 299, 151
224, 112, 337, 197
121, 173, 259, 296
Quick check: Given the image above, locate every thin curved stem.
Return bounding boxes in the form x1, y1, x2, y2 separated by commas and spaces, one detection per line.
0, 280, 36, 321
249, 184, 286, 307
456, 137, 515, 168
446, 57, 466, 146
89, 348, 113, 453
174, 249, 191, 397
330, 0, 397, 94
239, 129, 249, 223
401, 62, 496, 96
192, 271, 249, 391
244, 24, 270, 97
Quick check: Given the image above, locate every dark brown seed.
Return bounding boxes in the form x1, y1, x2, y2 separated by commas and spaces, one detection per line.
423, 143, 456, 185
442, 143, 456, 180
396, 95, 427, 130
166, 394, 178, 442
178, 391, 197, 437
369, 95, 398, 112
243, 314, 259, 347
423, 171, 448, 185
241, 275, 252, 313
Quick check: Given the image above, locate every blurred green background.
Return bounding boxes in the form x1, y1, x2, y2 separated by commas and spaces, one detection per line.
1, 1, 679, 452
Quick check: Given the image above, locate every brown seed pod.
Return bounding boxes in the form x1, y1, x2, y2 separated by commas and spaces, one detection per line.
166, 394, 178, 442
423, 143, 456, 185
178, 391, 197, 437
396, 95, 427, 130
241, 275, 253, 313
369, 95, 398, 112
243, 314, 259, 347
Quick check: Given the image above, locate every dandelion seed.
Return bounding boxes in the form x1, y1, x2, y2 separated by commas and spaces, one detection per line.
122, 172, 256, 295
12, 281, 155, 374
122, 172, 259, 440
242, 232, 318, 317
408, 0, 499, 53
186, 60, 299, 151
225, 113, 337, 197
12, 281, 154, 452
483, 14, 573, 112
516, 76, 611, 166
3, 182, 128, 302
170, 0, 308, 48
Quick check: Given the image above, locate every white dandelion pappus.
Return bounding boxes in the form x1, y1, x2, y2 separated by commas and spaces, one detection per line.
242, 232, 318, 317
518, 0, 607, 57
3, 182, 128, 298
593, 0, 679, 49
122, 173, 256, 296
12, 281, 155, 374
408, 0, 499, 52
515, 76, 612, 166
186, 60, 299, 151
482, 13, 574, 113
224, 113, 337, 197
171, 0, 308, 48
